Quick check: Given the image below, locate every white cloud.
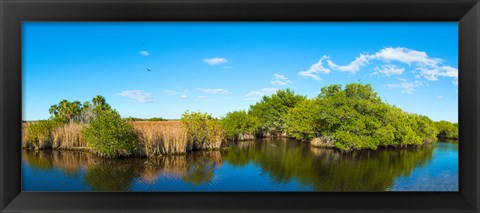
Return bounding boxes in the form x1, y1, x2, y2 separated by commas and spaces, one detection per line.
271, 73, 293, 86
163, 89, 178, 95
197, 88, 230, 95
374, 64, 405, 76
203, 57, 228, 65
118, 90, 154, 103
326, 54, 370, 73
437, 96, 443, 99
385, 80, 422, 94
416, 65, 458, 82
163, 89, 188, 98
373, 47, 441, 66
139, 51, 150, 56
299, 47, 457, 85
299, 55, 331, 80
245, 88, 278, 100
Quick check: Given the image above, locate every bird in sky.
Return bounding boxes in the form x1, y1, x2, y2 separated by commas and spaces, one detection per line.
147, 69, 151, 72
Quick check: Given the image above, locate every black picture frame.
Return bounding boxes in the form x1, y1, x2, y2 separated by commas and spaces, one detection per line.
1, 0, 479, 212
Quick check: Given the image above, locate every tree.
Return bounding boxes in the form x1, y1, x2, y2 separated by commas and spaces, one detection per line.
92, 95, 112, 113
220, 110, 258, 141
249, 89, 306, 136
282, 83, 438, 151
285, 99, 320, 141
81, 110, 138, 158
49, 100, 82, 123
434, 120, 458, 139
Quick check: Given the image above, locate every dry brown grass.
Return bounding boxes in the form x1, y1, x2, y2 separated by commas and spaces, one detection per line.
52, 123, 88, 150
133, 121, 190, 156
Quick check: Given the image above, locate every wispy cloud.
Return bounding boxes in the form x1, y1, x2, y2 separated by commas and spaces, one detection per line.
385, 79, 422, 94
373, 64, 405, 77
197, 88, 230, 95
326, 54, 369, 73
163, 89, 188, 98
139, 50, 150, 56
245, 88, 278, 100
437, 96, 443, 99
117, 90, 154, 103
271, 73, 293, 86
203, 57, 228, 65
299, 47, 457, 85
299, 55, 331, 80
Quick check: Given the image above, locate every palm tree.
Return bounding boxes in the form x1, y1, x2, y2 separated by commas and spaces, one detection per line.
49, 104, 58, 117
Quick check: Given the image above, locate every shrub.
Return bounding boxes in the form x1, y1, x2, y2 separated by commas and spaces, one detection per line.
434, 120, 458, 139
82, 110, 138, 158
285, 99, 320, 141
181, 111, 223, 150
24, 120, 61, 149
220, 110, 257, 141
282, 83, 439, 151
248, 89, 306, 136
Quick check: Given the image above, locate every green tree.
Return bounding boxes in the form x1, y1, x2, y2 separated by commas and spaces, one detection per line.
220, 110, 258, 141
82, 110, 138, 158
285, 98, 320, 141
249, 89, 306, 136
434, 120, 458, 139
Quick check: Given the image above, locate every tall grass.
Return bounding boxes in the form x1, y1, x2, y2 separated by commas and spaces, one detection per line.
23, 120, 224, 157
133, 121, 190, 156
52, 123, 88, 150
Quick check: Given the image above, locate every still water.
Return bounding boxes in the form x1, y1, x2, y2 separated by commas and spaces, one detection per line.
22, 139, 458, 191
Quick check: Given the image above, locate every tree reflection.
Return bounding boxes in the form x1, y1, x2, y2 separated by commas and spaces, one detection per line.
222, 139, 435, 191
23, 139, 436, 191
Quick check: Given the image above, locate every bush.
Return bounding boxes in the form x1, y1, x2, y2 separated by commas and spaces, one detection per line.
434, 120, 458, 139
82, 110, 138, 158
249, 89, 306, 136
285, 99, 320, 141
220, 110, 257, 141
283, 83, 439, 151
24, 120, 61, 149
181, 111, 223, 150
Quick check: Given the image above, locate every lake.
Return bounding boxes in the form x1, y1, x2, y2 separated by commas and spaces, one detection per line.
22, 139, 458, 191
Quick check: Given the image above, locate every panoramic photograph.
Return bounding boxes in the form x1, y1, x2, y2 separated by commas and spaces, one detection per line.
22, 22, 458, 192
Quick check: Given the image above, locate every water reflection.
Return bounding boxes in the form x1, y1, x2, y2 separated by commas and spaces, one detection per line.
22, 139, 457, 191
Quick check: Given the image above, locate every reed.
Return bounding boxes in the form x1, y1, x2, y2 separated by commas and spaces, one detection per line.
133, 121, 190, 156
52, 123, 88, 150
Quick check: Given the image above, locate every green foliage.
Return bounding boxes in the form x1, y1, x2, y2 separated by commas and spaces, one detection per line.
81, 110, 138, 158
181, 111, 223, 149
220, 110, 258, 141
24, 119, 61, 149
285, 99, 320, 141
283, 83, 439, 151
49, 95, 111, 124
434, 120, 458, 139
249, 89, 306, 136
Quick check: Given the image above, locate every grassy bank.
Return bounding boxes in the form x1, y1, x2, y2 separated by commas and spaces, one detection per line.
23, 120, 223, 157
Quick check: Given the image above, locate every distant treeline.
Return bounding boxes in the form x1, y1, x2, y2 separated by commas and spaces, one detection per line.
125, 117, 177, 122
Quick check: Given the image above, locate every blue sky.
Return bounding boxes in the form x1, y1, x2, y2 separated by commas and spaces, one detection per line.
23, 22, 458, 122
